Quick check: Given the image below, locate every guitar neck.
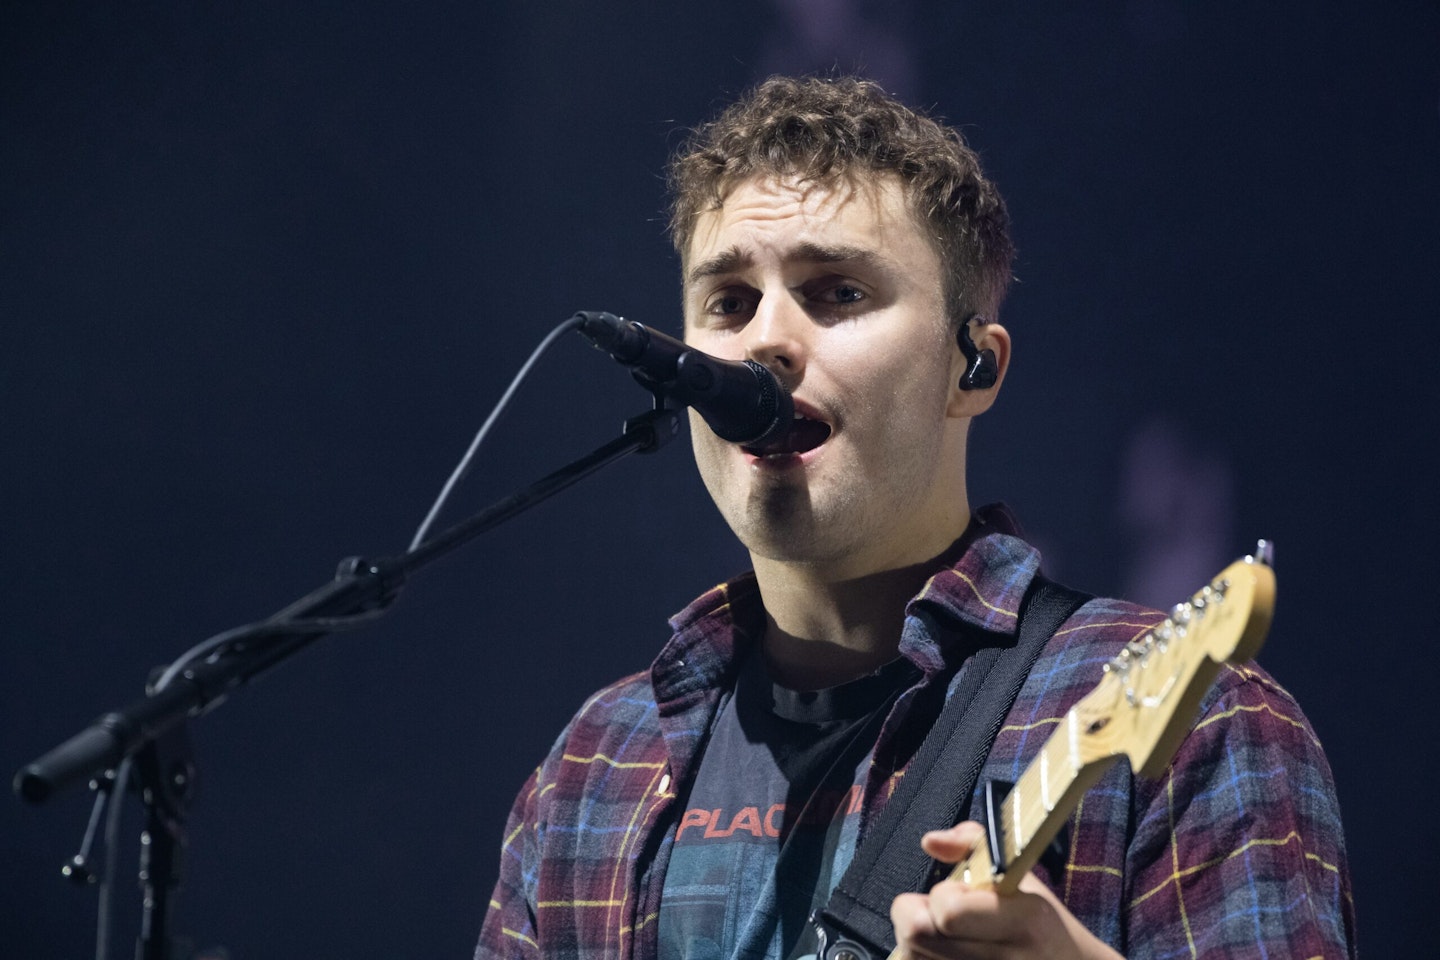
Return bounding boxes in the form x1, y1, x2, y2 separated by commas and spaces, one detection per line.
986, 712, 1123, 893
964, 556, 1274, 893
873, 553, 1273, 960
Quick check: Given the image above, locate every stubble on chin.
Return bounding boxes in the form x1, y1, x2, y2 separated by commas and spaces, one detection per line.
733, 478, 861, 566
695, 434, 856, 566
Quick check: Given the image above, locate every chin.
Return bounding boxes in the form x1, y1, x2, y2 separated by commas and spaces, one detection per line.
732, 487, 857, 565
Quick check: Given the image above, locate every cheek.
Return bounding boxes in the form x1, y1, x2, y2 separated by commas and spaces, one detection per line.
683, 323, 742, 362
830, 339, 951, 413
687, 410, 728, 475
686, 408, 712, 455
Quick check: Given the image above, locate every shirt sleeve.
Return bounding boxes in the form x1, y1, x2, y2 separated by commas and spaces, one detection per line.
475, 763, 545, 959
1122, 663, 1357, 958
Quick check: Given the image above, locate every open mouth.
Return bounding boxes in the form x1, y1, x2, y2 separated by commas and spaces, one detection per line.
742, 414, 832, 458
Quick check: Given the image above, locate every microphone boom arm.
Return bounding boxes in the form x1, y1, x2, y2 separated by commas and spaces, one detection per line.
15, 403, 682, 806
15, 403, 683, 959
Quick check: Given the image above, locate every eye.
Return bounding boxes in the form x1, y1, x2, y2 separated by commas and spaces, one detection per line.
712, 294, 748, 314
702, 289, 758, 322
809, 279, 869, 307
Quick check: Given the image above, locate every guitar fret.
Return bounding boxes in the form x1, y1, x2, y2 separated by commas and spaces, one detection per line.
1011, 780, 1025, 857
1040, 745, 1051, 812
1067, 710, 1080, 778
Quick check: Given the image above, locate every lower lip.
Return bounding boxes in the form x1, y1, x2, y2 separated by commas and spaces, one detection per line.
743, 443, 825, 469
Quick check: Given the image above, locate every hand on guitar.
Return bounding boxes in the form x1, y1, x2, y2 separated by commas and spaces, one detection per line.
889, 822, 1124, 960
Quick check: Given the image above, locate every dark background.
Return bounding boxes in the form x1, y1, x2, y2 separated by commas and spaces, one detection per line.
3, 1, 1434, 956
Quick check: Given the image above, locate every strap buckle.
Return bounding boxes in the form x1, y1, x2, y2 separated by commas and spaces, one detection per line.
812, 910, 884, 960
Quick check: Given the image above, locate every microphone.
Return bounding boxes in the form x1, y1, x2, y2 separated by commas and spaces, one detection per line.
574, 311, 793, 448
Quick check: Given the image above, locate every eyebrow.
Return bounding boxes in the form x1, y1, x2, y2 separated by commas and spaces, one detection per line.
686, 242, 888, 286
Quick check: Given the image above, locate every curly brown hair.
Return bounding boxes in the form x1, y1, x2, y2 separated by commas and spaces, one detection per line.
667, 76, 1015, 322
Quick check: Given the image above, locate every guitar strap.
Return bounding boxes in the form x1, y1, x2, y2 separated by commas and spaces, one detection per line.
814, 573, 1092, 960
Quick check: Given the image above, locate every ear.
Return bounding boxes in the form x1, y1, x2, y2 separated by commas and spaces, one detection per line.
947, 320, 1011, 419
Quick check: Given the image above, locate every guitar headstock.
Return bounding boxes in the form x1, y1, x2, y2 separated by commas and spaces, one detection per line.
930, 544, 1279, 901
1074, 544, 1276, 779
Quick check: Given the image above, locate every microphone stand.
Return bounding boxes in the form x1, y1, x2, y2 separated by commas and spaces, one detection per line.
14, 401, 683, 960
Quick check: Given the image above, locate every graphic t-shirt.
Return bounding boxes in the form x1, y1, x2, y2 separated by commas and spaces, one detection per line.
658, 650, 917, 960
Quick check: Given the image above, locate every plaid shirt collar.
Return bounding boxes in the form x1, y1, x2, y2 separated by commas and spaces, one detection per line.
652, 502, 1041, 706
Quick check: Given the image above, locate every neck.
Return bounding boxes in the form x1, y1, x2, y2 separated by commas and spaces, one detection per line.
751, 507, 973, 690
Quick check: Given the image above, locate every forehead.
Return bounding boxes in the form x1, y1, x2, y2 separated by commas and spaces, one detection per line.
684, 173, 931, 274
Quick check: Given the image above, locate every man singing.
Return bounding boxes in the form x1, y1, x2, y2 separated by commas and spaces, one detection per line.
477, 76, 1354, 959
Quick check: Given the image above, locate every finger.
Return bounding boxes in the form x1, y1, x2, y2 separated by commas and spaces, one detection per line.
920, 820, 986, 862
893, 889, 1009, 960
891, 893, 990, 960
1011, 871, 1124, 960
1014, 869, 1065, 906
891, 891, 941, 944
896, 872, 1115, 960
925, 881, 1017, 941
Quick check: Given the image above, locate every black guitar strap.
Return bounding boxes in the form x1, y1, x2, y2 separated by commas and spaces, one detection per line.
814, 573, 1092, 960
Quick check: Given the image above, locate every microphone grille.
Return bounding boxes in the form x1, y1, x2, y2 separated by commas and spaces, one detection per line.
741, 360, 794, 447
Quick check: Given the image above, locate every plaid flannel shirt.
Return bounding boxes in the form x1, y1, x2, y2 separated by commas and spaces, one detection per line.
477, 508, 1355, 959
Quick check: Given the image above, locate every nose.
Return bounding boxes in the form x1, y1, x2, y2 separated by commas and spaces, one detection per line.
744, 292, 808, 384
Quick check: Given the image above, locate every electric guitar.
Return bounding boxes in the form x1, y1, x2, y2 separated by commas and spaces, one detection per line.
885, 544, 1277, 959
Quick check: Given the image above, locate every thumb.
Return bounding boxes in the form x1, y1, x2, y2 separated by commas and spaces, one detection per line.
920, 820, 986, 863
